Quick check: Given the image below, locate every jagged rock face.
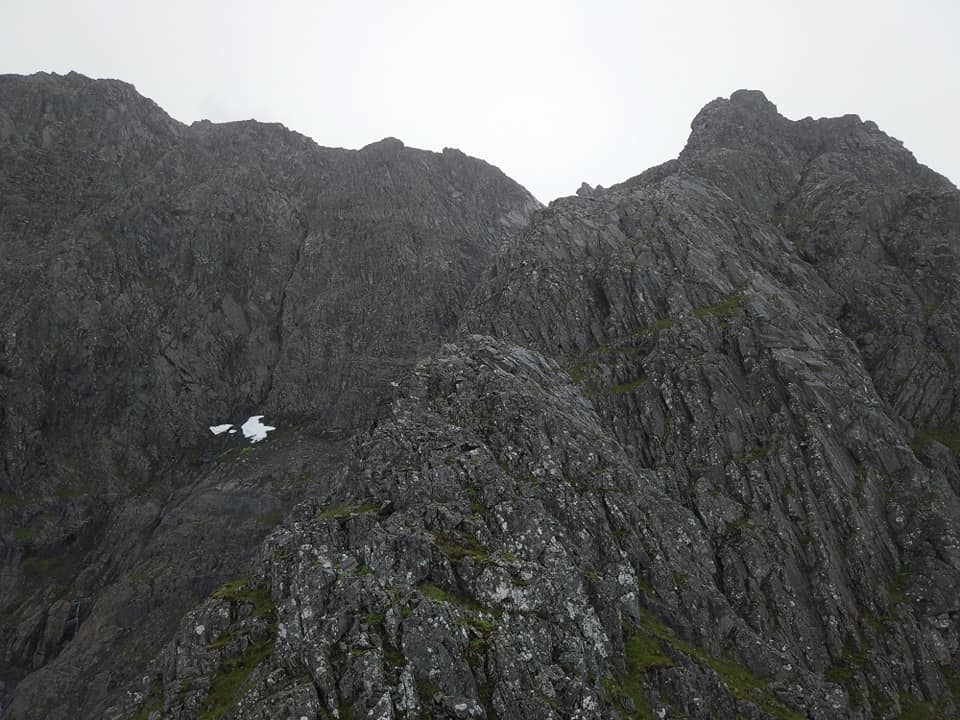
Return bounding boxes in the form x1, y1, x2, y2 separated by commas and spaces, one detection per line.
121, 332, 956, 720
3, 422, 357, 720
462, 91, 960, 714
0, 71, 538, 490
114, 92, 960, 720
0, 72, 538, 719
118, 336, 824, 720
679, 90, 960, 432
5, 80, 960, 720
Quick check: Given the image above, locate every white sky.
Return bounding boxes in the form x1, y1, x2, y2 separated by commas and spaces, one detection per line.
2, 0, 958, 202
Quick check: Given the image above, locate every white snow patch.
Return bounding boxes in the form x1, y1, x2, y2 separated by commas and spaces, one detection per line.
241, 415, 276, 443
209, 415, 277, 443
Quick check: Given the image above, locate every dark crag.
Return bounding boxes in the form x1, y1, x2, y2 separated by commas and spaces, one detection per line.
1, 76, 959, 719
0, 71, 538, 719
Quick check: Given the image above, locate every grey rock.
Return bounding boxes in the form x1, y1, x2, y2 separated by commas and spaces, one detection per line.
0, 71, 538, 719
4, 79, 960, 720
463, 90, 960, 717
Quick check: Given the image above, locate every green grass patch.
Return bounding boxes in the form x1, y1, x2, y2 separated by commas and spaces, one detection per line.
419, 583, 457, 604
317, 503, 379, 521
199, 580, 277, 719
608, 377, 647, 394
467, 616, 496, 635
197, 638, 272, 720
824, 639, 871, 710
436, 532, 490, 563
638, 611, 804, 720
54, 481, 88, 500
214, 447, 237, 463
383, 644, 405, 668
417, 580, 492, 614
211, 579, 275, 621
466, 611, 498, 654
11, 512, 54, 544
909, 425, 960, 458
693, 293, 744, 324
469, 637, 489, 654
635, 576, 655, 598
561, 318, 670, 392
738, 446, 771, 463
854, 466, 868, 500
626, 631, 674, 674
0, 492, 28, 509
21, 554, 70, 580
415, 678, 443, 707
890, 565, 910, 606
563, 359, 602, 394
130, 681, 163, 720
205, 637, 233, 651
706, 653, 805, 720
256, 510, 283, 528
13, 526, 36, 542
724, 515, 751, 542
897, 694, 941, 719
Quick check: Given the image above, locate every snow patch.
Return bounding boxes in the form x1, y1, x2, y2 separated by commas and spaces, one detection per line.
241, 415, 276, 443
209, 415, 277, 443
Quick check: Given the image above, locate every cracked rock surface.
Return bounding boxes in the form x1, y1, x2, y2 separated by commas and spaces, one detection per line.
0, 72, 537, 719
128, 91, 960, 720
2, 77, 960, 720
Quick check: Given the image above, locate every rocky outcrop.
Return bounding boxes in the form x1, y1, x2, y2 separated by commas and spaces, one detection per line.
0, 71, 539, 488
116, 335, 818, 720
4, 77, 960, 720
462, 90, 960, 716
122, 91, 959, 720
0, 72, 538, 718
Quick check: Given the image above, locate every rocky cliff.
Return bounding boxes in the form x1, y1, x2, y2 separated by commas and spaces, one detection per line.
1, 77, 958, 720
0, 71, 539, 719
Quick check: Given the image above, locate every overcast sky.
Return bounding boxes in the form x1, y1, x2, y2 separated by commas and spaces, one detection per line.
2, 0, 958, 202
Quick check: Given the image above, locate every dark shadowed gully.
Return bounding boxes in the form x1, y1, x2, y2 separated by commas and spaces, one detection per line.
1, 75, 958, 720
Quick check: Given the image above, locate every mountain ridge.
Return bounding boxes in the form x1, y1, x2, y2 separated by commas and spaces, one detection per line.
0, 70, 539, 719
0, 74, 958, 719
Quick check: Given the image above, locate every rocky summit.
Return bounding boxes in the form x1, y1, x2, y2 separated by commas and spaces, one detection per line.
0, 76, 958, 720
